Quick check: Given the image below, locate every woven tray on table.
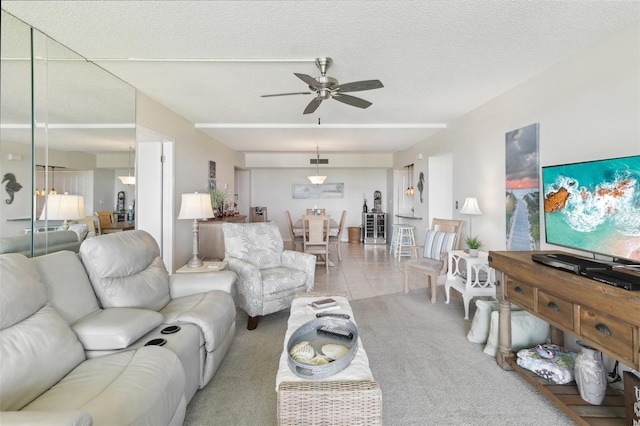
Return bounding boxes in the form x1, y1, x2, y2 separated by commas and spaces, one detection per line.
277, 380, 382, 426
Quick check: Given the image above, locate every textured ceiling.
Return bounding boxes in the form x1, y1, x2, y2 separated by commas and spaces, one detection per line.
2, 1, 640, 153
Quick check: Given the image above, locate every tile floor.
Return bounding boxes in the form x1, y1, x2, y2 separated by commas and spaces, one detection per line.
311, 242, 434, 301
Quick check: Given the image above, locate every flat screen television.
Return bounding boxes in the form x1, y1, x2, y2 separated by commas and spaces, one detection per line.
542, 155, 640, 263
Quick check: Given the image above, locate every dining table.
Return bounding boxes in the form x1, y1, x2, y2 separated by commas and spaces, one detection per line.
292, 218, 340, 237
101, 221, 135, 234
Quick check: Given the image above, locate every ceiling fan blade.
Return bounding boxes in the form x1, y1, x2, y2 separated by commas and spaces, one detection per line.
295, 73, 322, 90
332, 93, 372, 109
335, 79, 384, 93
261, 92, 312, 98
303, 97, 323, 115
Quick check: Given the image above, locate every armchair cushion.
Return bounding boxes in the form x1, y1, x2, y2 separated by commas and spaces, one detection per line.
71, 308, 164, 350
423, 230, 457, 260
261, 267, 308, 299
223, 222, 283, 268
65, 223, 89, 242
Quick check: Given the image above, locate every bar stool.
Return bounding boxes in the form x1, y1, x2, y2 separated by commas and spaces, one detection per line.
394, 225, 416, 260
389, 224, 401, 257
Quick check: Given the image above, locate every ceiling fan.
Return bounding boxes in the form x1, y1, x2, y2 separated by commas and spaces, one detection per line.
261, 57, 384, 114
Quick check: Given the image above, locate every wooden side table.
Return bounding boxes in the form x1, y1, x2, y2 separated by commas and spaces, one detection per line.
175, 261, 227, 274
444, 250, 496, 319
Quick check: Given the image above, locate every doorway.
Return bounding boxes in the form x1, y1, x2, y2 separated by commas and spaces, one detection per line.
136, 126, 175, 271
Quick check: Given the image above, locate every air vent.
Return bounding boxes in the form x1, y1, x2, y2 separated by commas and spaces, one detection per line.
310, 159, 329, 165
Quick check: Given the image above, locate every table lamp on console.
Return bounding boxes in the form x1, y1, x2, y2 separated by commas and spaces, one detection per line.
39, 193, 85, 230
178, 192, 215, 267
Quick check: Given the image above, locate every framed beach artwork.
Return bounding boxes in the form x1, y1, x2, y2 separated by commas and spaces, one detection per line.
292, 183, 344, 199
505, 123, 540, 250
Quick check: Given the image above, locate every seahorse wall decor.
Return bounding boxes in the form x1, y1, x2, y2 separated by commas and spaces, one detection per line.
417, 172, 425, 203
2, 173, 23, 204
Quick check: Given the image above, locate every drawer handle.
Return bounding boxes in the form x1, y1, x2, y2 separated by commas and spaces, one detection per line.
595, 323, 612, 336
514, 286, 524, 295
547, 301, 560, 311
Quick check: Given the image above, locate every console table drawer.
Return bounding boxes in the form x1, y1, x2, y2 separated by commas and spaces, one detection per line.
537, 291, 574, 330
580, 308, 635, 362
506, 279, 534, 309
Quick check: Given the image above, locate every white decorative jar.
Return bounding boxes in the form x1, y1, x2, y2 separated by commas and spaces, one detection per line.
574, 341, 607, 405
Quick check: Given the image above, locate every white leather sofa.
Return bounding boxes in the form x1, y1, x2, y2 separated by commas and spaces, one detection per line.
0, 230, 237, 425
0, 230, 81, 257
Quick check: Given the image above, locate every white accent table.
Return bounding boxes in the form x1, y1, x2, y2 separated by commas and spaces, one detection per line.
444, 250, 496, 319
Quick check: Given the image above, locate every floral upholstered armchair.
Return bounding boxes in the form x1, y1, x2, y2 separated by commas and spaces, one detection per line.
222, 221, 316, 329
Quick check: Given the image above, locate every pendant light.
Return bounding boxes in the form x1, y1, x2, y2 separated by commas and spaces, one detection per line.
118, 146, 136, 185
405, 164, 414, 196
34, 165, 44, 196
308, 144, 327, 185
48, 166, 57, 195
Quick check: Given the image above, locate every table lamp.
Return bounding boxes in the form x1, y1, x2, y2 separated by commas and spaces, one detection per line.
39, 193, 85, 230
460, 197, 482, 238
178, 192, 215, 267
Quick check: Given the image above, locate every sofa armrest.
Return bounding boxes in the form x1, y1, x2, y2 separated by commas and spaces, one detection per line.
0, 411, 92, 426
71, 308, 163, 350
282, 250, 316, 291
169, 270, 237, 298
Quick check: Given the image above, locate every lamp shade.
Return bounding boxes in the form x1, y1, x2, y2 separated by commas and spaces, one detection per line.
460, 197, 482, 215
178, 192, 215, 220
118, 175, 136, 185
39, 194, 85, 221
307, 175, 327, 185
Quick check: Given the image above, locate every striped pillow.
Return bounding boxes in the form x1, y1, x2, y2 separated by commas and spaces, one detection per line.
423, 230, 457, 260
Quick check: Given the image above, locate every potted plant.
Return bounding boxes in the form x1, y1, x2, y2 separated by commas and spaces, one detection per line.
465, 235, 482, 257
209, 188, 229, 217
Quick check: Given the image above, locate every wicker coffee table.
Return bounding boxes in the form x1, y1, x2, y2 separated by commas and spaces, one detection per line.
276, 293, 382, 426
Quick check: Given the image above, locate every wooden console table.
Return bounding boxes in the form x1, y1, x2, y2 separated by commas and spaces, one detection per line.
198, 216, 247, 261
489, 250, 639, 425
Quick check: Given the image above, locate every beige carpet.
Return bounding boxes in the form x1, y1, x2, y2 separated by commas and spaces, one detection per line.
184, 290, 574, 425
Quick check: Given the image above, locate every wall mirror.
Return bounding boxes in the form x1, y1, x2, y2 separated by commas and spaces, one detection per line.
1, 10, 136, 256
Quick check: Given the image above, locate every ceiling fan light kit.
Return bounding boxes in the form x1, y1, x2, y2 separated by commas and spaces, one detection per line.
262, 57, 383, 114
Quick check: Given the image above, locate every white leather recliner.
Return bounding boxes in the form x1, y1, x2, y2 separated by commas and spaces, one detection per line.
79, 230, 238, 388
0, 253, 187, 425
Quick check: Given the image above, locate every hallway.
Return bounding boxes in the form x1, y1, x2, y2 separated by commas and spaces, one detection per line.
312, 242, 435, 301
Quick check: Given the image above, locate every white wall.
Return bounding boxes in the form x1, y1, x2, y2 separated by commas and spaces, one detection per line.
250, 168, 389, 241
398, 23, 640, 253
135, 92, 242, 270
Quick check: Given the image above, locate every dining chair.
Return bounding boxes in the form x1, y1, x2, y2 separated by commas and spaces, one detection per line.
403, 218, 464, 302
302, 215, 330, 272
93, 216, 102, 235
328, 210, 347, 261
95, 211, 114, 227
284, 210, 303, 251
306, 208, 326, 215
250, 206, 268, 222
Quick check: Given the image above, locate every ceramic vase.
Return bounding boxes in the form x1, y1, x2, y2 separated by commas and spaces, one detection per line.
574, 341, 607, 405
468, 248, 478, 257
